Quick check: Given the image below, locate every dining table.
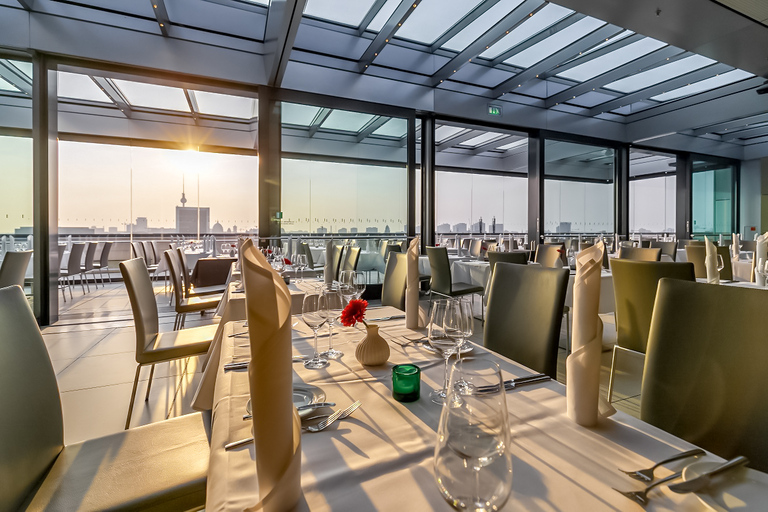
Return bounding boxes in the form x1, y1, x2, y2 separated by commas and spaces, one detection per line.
203, 305, 735, 511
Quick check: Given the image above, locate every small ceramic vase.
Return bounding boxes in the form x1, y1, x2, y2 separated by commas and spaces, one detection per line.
355, 324, 390, 366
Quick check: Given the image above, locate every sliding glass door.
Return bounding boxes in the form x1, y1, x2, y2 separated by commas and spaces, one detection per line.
691, 158, 737, 237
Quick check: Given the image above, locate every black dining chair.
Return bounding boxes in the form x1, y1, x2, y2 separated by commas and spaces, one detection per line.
59, 242, 86, 299
80, 241, 99, 291
92, 241, 113, 284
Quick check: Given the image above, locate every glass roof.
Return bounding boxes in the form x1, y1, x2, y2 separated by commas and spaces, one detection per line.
9, 60, 33, 79
282, 103, 322, 126
112, 79, 190, 112
497, 139, 528, 150
366, 0, 400, 32
604, 54, 716, 93
240, 0, 268, 5
504, 16, 605, 68
304, 0, 378, 28
396, 0, 484, 45
320, 109, 377, 132
435, 125, 467, 143
480, 4, 573, 60
193, 90, 257, 119
458, 131, 506, 147
649, 69, 753, 102
442, 0, 525, 52
58, 72, 112, 103
557, 37, 666, 82
0, 76, 17, 92
577, 30, 634, 57
372, 118, 407, 137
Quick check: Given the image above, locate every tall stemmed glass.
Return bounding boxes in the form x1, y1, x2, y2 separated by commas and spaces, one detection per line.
429, 300, 461, 404
339, 270, 357, 305
320, 284, 344, 359
296, 254, 307, 283
353, 271, 366, 299
716, 254, 725, 275
434, 359, 513, 511
302, 291, 329, 369
443, 299, 465, 360
458, 297, 474, 353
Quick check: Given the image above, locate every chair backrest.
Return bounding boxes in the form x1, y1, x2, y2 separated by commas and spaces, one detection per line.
461, 238, 472, 251
330, 244, 343, 280
341, 245, 361, 273
642, 279, 768, 472
378, 240, 389, 260
617, 246, 661, 261
684, 245, 707, 278
0, 285, 64, 511
484, 263, 568, 379
119, 258, 160, 365
481, 241, 497, 258
534, 243, 563, 268
386, 244, 402, 254
740, 239, 756, 253
142, 241, 155, 265
487, 251, 528, 275
649, 240, 678, 261
131, 241, 145, 261
579, 241, 593, 251
0, 251, 32, 289
165, 250, 187, 306
610, 259, 695, 354
469, 239, 482, 258
381, 252, 407, 310
57, 244, 66, 270
638, 240, 651, 248
82, 242, 98, 271
67, 243, 85, 274
715, 245, 733, 280
176, 247, 192, 295
426, 246, 452, 295
98, 241, 113, 266
300, 242, 315, 268
687, 240, 705, 246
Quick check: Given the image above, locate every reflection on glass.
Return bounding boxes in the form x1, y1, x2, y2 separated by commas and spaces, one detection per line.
58, 72, 112, 103
504, 17, 605, 68
692, 161, 734, 236
112, 79, 190, 111
395, 0, 483, 45
193, 90, 257, 119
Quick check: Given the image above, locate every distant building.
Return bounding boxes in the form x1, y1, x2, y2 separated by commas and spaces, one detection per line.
176, 206, 210, 234
453, 223, 467, 233
556, 222, 572, 233
212, 221, 224, 233
365, 227, 378, 233
436, 223, 451, 233
338, 228, 348, 234
316, 226, 328, 234
134, 217, 149, 233
384, 225, 391, 233
350, 227, 358, 233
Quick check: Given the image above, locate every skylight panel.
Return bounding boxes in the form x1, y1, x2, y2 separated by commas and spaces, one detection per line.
578, 30, 634, 57
396, 0, 484, 45
9, 60, 33, 79
435, 125, 466, 143
650, 69, 753, 102
240, 0, 268, 5
304, 0, 378, 27
193, 91, 257, 119
458, 131, 506, 147
497, 139, 527, 150
480, 3, 573, 59
112, 79, 190, 111
557, 38, 666, 82
320, 110, 377, 132
442, 0, 525, 52
372, 118, 407, 137
0, 76, 18, 92
504, 17, 606, 69
604, 54, 716, 93
282, 103, 322, 126
366, 0, 400, 32
57, 72, 112, 103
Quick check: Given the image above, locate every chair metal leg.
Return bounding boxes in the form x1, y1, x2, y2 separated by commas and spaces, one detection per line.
125, 365, 141, 430
68, 276, 73, 300
107, 265, 113, 283
80, 272, 87, 293
144, 364, 155, 401
607, 345, 618, 403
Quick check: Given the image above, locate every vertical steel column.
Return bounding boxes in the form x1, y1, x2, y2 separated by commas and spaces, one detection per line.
615, 145, 629, 238
258, 86, 282, 243
528, 133, 543, 247
420, 115, 435, 251
32, 53, 57, 325
406, 116, 416, 240
676, 153, 692, 239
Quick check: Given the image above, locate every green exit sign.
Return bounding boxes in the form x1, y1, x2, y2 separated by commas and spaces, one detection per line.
487, 104, 502, 116
275, 211, 283, 219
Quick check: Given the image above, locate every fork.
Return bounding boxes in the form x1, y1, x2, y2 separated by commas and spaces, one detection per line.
305, 400, 362, 433
613, 471, 682, 506
619, 448, 705, 481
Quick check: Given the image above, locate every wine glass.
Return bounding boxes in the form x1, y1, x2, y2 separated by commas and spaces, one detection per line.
716, 254, 724, 275
302, 292, 329, 369
458, 297, 474, 353
434, 358, 513, 512
353, 271, 366, 299
319, 284, 344, 359
757, 258, 766, 284
296, 254, 307, 283
428, 300, 461, 405
443, 299, 465, 361
338, 270, 357, 305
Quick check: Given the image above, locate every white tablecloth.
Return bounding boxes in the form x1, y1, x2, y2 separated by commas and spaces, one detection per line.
205, 308, 722, 511
154, 249, 210, 275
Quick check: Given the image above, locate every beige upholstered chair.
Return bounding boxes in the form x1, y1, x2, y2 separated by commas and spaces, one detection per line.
92, 241, 113, 284
120, 258, 216, 429
684, 245, 707, 278
534, 243, 564, 268
80, 241, 99, 291
60, 242, 87, 298
381, 252, 407, 310
617, 246, 661, 261
175, 247, 226, 298
649, 240, 678, 261
340, 245, 361, 275
0, 284, 210, 510
165, 250, 220, 329
0, 250, 32, 289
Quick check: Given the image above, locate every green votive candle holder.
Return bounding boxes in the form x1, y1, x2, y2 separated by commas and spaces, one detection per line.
392, 364, 420, 402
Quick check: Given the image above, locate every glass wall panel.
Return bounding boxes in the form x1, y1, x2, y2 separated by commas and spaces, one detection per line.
691, 159, 735, 236
628, 149, 676, 234
544, 140, 614, 234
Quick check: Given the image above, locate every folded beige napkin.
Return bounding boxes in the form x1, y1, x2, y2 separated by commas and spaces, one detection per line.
240, 239, 301, 511
566, 241, 615, 427
753, 232, 768, 285
704, 236, 719, 284
405, 237, 425, 329
732, 233, 740, 260
324, 240, 333, 285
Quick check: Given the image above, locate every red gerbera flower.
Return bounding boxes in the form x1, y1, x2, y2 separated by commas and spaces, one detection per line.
284, 257, 292, 265
340, 299, 368, 327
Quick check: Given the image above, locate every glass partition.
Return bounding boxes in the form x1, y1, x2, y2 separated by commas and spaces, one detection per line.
629, 149, 676, 235
691, 158, 736, 236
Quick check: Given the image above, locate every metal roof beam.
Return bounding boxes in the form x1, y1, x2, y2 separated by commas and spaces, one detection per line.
469, 134, 522, 155
184, 89, 200, 124
149, 0, 171, 36
539, 32, 644, 79
586, 62, 732, 115
691, 111, 768, 136
359, 0, 422, 72
356, 115, 390, 142
308, 107, 332, 137
90, 76, 132, 118
491, 24, 623, 97
263, 0, 308, 87
431, 0, 546, 87
358, 0, 388, 36
490, 12, 586, 68
436, 129, 484, 151
428, 0, 503, 52
721, 124, 768, 142
544, 46, 687, 108
0, 60, 32, 95
15, 0, 33, 9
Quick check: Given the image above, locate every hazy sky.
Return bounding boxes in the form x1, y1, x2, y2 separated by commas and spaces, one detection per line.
0, 136, 33, 233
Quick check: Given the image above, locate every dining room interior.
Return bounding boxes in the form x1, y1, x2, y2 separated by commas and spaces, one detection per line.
2, 0, 768, 510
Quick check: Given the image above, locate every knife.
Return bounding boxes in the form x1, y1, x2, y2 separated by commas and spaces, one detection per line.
223, 361, 248, 371
668, 456, 749, 493
476, 374, 550, 394
367, 315, 406, 322
296, 402, 336, 411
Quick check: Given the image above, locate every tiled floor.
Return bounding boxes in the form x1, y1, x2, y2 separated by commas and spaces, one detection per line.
45, 280, 641, 445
